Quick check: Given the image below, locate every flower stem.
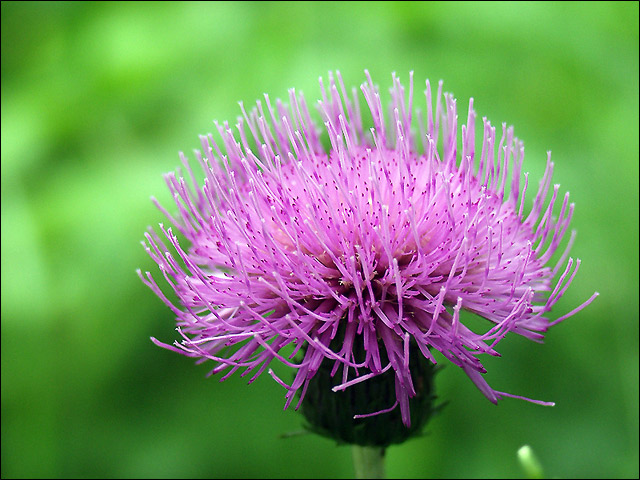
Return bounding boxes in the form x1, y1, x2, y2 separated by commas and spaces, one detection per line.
351, 445, 386, 479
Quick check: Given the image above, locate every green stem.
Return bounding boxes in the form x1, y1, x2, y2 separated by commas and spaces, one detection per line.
351, 445, 386, 479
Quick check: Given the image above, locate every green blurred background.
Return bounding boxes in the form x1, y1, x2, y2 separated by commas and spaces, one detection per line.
1, 1, 638, 478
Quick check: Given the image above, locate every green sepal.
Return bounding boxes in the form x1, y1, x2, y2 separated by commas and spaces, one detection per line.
298, 336, 443, 447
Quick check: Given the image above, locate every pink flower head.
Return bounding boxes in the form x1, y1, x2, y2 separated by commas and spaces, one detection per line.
139, 71, 598, 427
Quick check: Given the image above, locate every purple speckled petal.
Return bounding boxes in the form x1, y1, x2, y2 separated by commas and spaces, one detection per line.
139, 71, 598, 427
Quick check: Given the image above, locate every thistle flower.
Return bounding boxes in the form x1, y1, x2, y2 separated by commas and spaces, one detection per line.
139, 71, 598, 432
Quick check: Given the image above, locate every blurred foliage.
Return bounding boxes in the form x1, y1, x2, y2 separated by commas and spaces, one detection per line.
1, 1, 638, 478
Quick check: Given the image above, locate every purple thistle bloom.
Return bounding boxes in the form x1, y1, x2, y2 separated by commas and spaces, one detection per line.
139, 71, 598, 428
